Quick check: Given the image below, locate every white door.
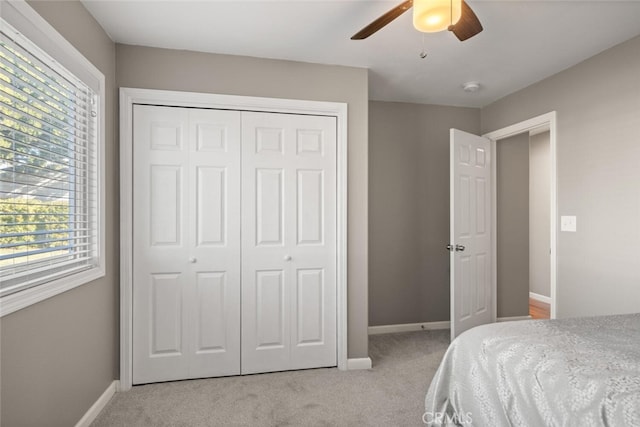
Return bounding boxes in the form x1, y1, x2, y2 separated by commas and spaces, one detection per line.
133, 105, 241, 384
241, 112, 337, 374
450, 129, 493, 340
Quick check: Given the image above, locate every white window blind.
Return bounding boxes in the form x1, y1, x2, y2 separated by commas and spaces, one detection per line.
0, 19, 99, 298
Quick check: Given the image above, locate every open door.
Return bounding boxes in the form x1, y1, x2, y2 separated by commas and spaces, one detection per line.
450, 129, 494, 340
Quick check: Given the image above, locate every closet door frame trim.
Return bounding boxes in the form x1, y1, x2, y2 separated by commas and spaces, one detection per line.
119, 87, 348, 391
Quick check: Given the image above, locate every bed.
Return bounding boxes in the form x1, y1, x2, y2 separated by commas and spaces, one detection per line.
424, 314, 640, 426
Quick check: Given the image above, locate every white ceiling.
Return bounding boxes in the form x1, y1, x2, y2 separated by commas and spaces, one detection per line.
81, 0, 640, 107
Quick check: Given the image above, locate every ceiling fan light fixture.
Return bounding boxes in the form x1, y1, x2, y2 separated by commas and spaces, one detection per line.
413, 0, 462, 33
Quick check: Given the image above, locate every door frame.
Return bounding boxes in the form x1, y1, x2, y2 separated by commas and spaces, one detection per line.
119, 87, 349, 391
483, 111, 557, 320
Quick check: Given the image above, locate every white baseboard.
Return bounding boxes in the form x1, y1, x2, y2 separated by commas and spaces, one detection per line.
369, 317, 533, 334
347, 357, 372, 370
75, 380, 119, 427
368, 321, 450, 335
529, 292, 551, 304
497, 315, 532, 322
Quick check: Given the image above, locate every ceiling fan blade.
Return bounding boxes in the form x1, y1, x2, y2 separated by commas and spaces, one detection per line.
351, 0, 413, 40
449, 1, 483, 41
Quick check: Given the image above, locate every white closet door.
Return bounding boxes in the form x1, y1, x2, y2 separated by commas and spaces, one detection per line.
241, 112, 337, 374
133, 105, 241, 384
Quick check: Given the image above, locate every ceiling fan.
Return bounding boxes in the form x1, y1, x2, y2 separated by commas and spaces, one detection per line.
351, 0, 483, 41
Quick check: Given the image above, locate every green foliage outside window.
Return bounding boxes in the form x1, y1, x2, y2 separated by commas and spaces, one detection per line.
0, 198, 70, 248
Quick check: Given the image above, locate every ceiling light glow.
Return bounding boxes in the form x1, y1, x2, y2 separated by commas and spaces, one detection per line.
413, 0, 462, 33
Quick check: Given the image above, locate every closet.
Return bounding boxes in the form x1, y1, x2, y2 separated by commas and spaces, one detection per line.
131, 105, 337, 384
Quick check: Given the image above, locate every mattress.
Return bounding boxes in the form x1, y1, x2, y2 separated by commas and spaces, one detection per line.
424, 314, 640, 426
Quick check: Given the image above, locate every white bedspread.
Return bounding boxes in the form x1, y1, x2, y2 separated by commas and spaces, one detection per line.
424, 314, 640, 427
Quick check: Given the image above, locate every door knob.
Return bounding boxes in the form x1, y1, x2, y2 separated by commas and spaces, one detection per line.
189, 257, 197, 263
446, 244, 454, 252
284, 255, 292, 261
455, 245, 465, 252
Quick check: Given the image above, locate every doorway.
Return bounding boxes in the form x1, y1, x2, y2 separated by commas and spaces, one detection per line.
484, 112, 557, 320
495, 128, 551, 320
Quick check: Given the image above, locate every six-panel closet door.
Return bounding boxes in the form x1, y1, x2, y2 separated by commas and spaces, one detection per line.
132, 105, 337, 384
133, 105, 242, 384
241, 112, 337, 374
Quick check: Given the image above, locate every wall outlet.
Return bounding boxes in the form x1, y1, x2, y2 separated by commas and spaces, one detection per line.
561, 215, 577, 232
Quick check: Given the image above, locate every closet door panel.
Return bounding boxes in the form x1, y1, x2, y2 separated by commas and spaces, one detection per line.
187, 109, 241, 378
133, 105, 190, 384
242, 112, 337, 374
241, 115, 291, 374
196, 166, 226, 245
133, 106, 241, 384
289, 115, 337, 370
194, 271, 227, 352
256, 168, 285, 246
255, 270, 286, 348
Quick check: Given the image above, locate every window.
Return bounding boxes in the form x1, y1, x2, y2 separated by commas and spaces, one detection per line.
0, 2, 104, 315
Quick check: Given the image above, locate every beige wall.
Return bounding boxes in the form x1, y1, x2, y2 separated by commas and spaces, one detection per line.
496, 134, 530, 318
116, 44, 369, 357
1, 2, 118, 426
529, 131, 551, 298
482, 35, 640, 318
368, 101, 480, 325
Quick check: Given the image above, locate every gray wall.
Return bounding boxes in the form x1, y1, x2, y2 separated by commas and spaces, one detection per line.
368, 101, 480, 326
482, 35, 640, 318
496, 134, 530, 318
1, 2, 118, 426
530, 131, 551, 297
115, 44, 369, 357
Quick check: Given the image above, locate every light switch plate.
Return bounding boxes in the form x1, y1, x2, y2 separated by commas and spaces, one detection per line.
561, 216, 577, 232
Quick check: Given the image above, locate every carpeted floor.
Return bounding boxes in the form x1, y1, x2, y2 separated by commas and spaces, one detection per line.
92, 330, 450, 426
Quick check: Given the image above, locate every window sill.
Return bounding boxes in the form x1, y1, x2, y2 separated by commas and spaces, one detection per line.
0, 267, 105, 317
